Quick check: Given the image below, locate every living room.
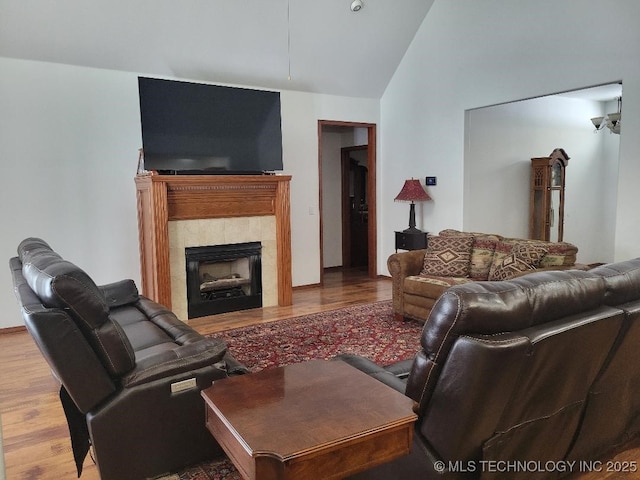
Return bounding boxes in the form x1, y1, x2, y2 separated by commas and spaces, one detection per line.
2, 1, 640, 479
1, 1, 640, 332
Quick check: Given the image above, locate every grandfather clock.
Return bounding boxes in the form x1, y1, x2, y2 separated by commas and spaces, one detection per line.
529, 148, 569, 242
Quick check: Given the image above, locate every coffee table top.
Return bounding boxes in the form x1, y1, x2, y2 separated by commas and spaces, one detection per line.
201, 359, 417, 460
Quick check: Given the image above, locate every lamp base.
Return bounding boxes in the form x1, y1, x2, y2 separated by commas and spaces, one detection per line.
404, 203, 424, 235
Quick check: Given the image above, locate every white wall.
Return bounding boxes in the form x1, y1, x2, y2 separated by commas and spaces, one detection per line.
380, 0, 640, 270
321, 131, 346, 268
1, 58, 142, 330
0, 57, 379, 328
464, 94, 619, 264
280, 91, 379, 287
601, 98, 622, 261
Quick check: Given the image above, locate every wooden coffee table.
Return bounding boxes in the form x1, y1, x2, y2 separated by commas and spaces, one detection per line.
201, 359, 418, 480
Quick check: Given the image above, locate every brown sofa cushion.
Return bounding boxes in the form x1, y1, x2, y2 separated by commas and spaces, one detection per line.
421, 235, 474, 277
489, 242, 548, 280
405, 274, 474, 299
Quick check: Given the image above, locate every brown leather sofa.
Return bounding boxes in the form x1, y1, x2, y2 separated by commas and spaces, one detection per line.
341, 258, 640, 480
9, 238, 248, 480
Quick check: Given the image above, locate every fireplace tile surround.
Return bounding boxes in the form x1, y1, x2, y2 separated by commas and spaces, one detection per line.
169, 216, 278, 320
135, 174, 292, 322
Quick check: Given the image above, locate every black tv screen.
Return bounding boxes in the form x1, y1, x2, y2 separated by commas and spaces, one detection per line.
138, 77, 283, 174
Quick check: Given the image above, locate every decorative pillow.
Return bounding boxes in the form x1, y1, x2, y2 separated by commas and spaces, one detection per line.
538, 241, 578, 267
436, 230, 500, 280
468, 234, 500, 280
489, 240, 518, 274
501, 237, 578, 267
421, 235, 474, 277
489, 243, 548, 281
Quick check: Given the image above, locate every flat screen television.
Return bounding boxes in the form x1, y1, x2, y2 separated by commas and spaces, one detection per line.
138, 77, 283, 174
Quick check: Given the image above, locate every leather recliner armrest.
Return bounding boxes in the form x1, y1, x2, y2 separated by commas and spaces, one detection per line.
121, 338, 227, 387
384, 358, 414, 379
334, 354, 408, 393
99, 279, 140, 308
221, 352, 251, 375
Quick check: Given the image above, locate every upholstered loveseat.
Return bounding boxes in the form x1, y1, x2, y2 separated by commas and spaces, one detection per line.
342, 258, 640, 480
388, 229, 581, 322
9, 238, 248, 480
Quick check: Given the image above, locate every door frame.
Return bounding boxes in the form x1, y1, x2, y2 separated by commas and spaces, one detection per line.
318, 120, 377, 284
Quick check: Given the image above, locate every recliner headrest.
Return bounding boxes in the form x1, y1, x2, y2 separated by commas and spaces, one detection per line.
19, 237, 109, 330
17, 238, 136, 377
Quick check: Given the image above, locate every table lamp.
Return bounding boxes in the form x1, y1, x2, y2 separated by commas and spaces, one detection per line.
394, 178, 432, 233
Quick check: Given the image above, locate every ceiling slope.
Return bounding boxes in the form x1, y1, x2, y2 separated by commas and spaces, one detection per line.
0, 0, 434, 98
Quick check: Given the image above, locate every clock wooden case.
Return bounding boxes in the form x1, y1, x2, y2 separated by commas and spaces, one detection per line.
529, 148, 570, 242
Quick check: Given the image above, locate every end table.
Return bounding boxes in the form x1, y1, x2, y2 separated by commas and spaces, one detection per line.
395, 231, 427, 252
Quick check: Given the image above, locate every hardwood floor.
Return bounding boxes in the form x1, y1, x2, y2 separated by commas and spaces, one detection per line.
188, 267, 392, 336
1, 267, 639, 479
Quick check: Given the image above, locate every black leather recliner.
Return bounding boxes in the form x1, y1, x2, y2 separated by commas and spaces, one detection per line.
9, 237, 248, 480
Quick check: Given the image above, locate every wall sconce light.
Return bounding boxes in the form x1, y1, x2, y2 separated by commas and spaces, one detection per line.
394, 178, 432, 233
591, 97, 622, 134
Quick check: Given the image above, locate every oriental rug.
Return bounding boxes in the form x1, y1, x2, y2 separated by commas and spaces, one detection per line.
161, 300, 422, 480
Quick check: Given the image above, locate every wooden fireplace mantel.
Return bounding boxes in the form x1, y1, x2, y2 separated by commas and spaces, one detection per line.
135, 173, 292, 311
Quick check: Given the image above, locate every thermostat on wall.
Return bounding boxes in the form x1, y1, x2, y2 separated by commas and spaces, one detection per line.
426, 176, 437, 186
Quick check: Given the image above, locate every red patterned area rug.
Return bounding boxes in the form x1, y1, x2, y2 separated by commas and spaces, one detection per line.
162, 300, 423, 480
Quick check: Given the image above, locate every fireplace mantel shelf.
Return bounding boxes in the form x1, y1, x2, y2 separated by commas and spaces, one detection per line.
135, 173, 292, 314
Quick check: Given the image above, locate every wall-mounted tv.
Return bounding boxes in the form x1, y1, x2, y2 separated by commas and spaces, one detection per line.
138, 77, 283, 174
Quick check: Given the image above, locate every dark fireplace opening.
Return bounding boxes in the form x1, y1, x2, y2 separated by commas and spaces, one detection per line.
185, 242, 262, 319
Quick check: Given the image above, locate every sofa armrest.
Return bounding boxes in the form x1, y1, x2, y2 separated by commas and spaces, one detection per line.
99, 279, 139, 308
387, 249, 427, 318
122, 338, 227, 387
221, 351, 251, 375
335, 354, 408, 393
384, 358, 414, 379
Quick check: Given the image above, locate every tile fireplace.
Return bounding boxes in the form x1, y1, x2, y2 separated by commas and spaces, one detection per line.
135, 174, 292, 322
185, 242, 262, 319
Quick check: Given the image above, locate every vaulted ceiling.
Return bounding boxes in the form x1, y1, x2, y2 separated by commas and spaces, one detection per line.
0, 0, 435, 98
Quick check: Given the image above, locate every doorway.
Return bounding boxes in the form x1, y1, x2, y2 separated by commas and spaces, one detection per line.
318, 120, 377, 285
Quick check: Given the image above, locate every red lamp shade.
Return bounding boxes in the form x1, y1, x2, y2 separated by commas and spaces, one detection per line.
394, 179, 431, 233
394, 179, 431, 203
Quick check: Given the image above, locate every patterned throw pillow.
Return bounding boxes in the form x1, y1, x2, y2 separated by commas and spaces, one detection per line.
501, 237, 578, 267
421, 235, 474, 277
468, 234, 500, 280
488, 243, 548, 281
437, 229, 502, 280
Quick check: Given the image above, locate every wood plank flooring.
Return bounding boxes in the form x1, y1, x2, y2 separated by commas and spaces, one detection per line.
1, 268, 639, 479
